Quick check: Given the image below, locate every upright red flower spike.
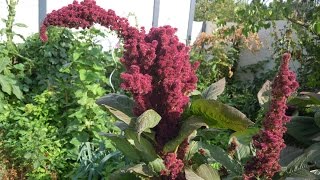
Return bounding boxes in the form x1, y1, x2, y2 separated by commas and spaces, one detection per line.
243, 53, 299, 180
40, 1, 199, 179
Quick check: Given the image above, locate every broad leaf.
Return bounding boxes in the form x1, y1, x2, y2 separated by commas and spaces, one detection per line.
190, 99, 254, 131
148, 158, 166, 174
0, 57, 11, 73
185, 141, 199, 161
195, 164, 221, 180
288, 96, 315, 108
0, 74, 12, 95
280, 146, 304, 167
230, 127, 259, 145
185, 168, 205, 180
100, 133, 141, 161
315, 111, 320, 128
300, 92, 320, 105
202, 78, 226, 100
229, 128, 259, 162
163, 116, 207, 153
135, 109, 161, 141
96, 93, 135, 124
12, 84, 23, 99
201, 143, 242, 174
127, 163, 154, 177
193, 128, 222, 141
286, 116, 320, 145
287, 143, 320, 173
285, 169, 320, 180
125, 129, 158, 161
311, 169, 320, 176
257, 80, 271, 106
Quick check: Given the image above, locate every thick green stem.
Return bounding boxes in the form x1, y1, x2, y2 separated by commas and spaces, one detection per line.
5, 0, 17, 47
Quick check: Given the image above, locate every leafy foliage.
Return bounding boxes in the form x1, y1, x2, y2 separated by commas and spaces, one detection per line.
1, 26, 123, 178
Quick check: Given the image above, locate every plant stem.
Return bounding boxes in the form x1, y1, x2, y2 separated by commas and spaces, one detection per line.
5, 0, 17, 48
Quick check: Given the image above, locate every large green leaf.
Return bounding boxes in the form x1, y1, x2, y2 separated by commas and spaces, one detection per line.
201, 143, 242, 174
202, 78, 226, 100
148, 158, 166, 174
135, 109, 161, 141
185, 168, 205, 180
286, 143, 320, 173
229, 128, 258, 162
12, 84, 23, 99
0, 57, 11, 73
109, 164, 148, 180
195, 164, 221, 180
190, 99, 254, 131
280, 146, 304, 167
0, 74, 12, 95
288, 96, 315, 108
300, 92, 320, 105
315, 111, 320, 128
100, 133, 141, 162
286, 116, 320, 145
163, 116, 208, 153
127, 163, 154, 178
285, 169, 320, 180
96, 93, 135, 124
125, 129, 158, 161
193, 128, 222, 141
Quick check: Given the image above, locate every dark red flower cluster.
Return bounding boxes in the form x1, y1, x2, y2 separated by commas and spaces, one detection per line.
40, 0, 198, 155
161, 153, 184, 180
243, 53, 299, 180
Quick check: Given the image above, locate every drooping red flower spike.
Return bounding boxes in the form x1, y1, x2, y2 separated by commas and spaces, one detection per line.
243, 53, 299, 180
40, 1, 199, 179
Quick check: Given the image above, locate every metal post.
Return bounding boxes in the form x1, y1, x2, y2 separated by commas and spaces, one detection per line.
152, 0, 160, 27
186, 0, 196, 45
39, 0, 47, 30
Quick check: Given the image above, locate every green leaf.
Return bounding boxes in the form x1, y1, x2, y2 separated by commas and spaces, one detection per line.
286, 143, 320, 173
195, 164, 221, 180
100, 133, 141, 162
229, 128, 258, 162
0, 57, 11, 73
193, 128, 222, 141
202, 78, 226, 100
300, 92, 320, 105
315, 111, 320, 128
14, 23, 28, 28
230, 127, 259, 145
135, 109, 161, 141
124, 129, 158, 161
185, 168, 205, 180
286, 116, 320, 145
201, 143, 242, 174
73, 52, 81, 60
257, 80, 271, 107
96, 93, 135, 125
163, 116, 208, 153
12, 84, 23, 99
286, 169, 319, 180
109, 169, 140, 180
310, 169, 320, 176
148, 158, 166, 174
190, 99, 254, 131
127, 163, 154, 178
280, 146, 304, 167
0, 74, 12, 95
313, 22, 320, 34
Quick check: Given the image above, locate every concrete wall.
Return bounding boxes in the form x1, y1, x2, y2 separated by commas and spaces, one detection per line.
205, 20, 301, 81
